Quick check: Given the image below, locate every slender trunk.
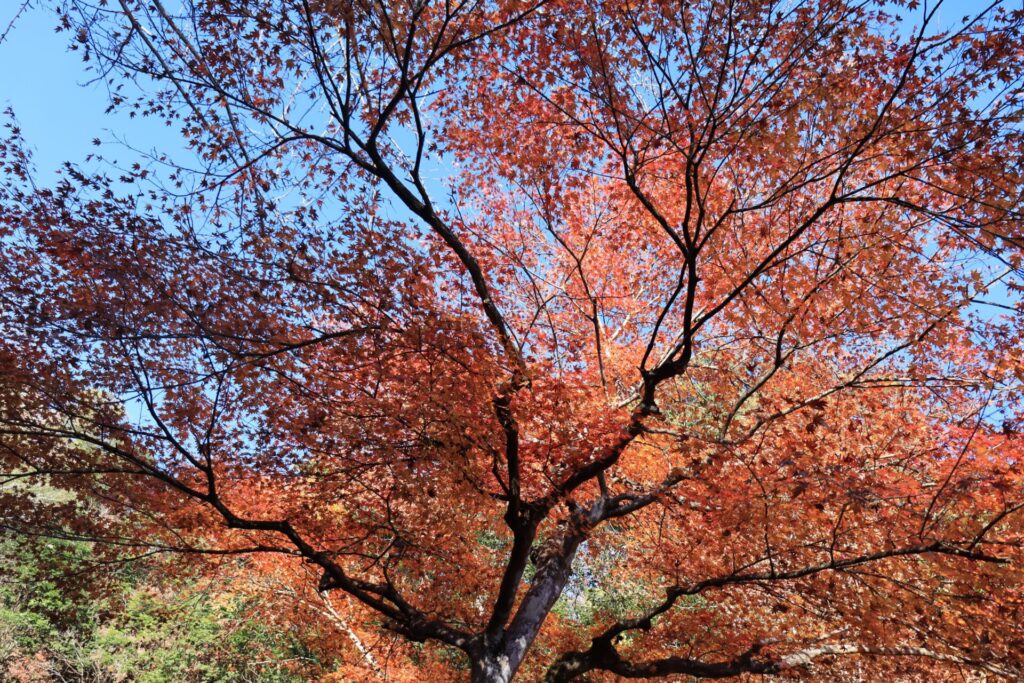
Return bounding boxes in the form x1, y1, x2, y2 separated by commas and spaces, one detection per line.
318, 594, 382, 676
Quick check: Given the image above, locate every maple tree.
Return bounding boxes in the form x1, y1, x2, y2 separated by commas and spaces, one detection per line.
2, 0, 1024, 680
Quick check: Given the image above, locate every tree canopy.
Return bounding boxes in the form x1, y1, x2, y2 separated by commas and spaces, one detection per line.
2, 0, 1024, 680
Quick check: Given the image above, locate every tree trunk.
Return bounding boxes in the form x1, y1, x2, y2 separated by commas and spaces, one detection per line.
470, 654, 513, 683
470, 532, 586, 682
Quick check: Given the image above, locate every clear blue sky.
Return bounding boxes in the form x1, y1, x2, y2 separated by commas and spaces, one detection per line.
0, 3, 175, 182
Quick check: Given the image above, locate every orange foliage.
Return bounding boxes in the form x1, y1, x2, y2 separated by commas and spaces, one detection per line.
2, 0, 1024, 680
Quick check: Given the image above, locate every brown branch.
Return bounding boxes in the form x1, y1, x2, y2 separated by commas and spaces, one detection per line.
545, 540, 1008, 681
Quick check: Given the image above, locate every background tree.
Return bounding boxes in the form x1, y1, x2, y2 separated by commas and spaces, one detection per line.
0, 531, 333, 681
2, 0, 1024, 680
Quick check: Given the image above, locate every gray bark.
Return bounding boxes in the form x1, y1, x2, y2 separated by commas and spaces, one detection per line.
470, 529, 587, 682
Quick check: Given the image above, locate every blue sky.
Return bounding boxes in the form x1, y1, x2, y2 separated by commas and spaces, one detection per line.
0, 1, 1003, 169
0, 0, 1000, 181
1, 0, 1015, 421
0, 3, 175, 182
